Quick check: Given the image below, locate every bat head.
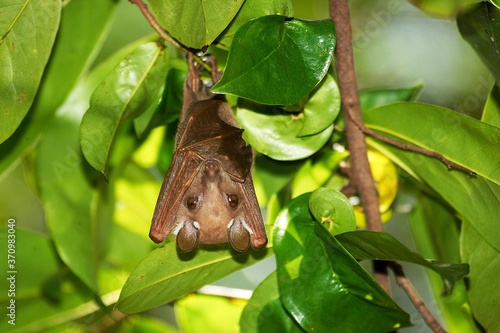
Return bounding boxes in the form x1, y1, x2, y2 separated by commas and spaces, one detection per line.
169, 159, 255, 252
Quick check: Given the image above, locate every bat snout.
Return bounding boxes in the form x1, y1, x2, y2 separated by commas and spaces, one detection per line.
203, 160, 220, 177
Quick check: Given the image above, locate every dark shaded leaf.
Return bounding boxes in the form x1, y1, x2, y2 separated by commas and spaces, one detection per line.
458, 2, 500, 83
273, 193, 411, 332
336, 231, 469, 295
212, 15, 336, 105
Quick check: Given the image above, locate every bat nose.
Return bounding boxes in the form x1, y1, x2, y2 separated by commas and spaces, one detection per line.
204, 160, 220, 177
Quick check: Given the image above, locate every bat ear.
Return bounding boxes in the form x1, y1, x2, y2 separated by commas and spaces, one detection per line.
177, 221, 200, 252
228, 219, 251, 252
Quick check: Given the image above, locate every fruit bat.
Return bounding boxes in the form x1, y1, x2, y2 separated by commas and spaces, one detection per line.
149, 56, 267, 252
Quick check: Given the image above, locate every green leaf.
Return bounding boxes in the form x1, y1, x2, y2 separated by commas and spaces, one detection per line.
458, 2, 500, 83
0, 0, 60, 144
364, 102, 500, 251
410, 196, 479, 332
291, 149, 349, 198
483, 83, 500, 127
492, 0, 500, 10
176, 294, 246, 333
336, 231, 469, 295
296, 74, 341, 136
148, 0, 244, 49
34, 38, 143, 293
0, 0, 117, 175
236, 74, 339, 160
308, 187, 356, 236
359, 85, 423, 112
273, 194, 411, 332
116, 244, 272, 314
80, 42, 168, 178
407, 0, 477, 17
461, 219, 500, 333
37, 96, 98, 293
364, 102, 500, 187
240, 272, 304, 333
212, 16, 336, 105
216, 0, 294, 50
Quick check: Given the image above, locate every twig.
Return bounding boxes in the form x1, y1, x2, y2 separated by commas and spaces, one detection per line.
128, 0, 211, 71
349, 116, 476, 175
388, 262, 447, 333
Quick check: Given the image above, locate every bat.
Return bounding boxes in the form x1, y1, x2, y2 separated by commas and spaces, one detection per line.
149, 56, 267, 252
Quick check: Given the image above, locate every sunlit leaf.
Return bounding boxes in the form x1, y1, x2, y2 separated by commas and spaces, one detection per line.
408, 0, 478, 17
240, 272, 304, 333
291, 149, 349, 198
80, 42, 168, 178
0, 0, 118, 174
212, 16, 336, 105
148, 0, 244, 49
117, 244, 272, 314
176, 294, 246, 333
0, 0, 60, 144
309, 187, 356, 236
273, 194, 411, 332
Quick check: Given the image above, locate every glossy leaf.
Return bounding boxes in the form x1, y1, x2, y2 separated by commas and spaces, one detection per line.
148, 0, 244, 49
461, 220, 500, 333
273, 194, 411, 332
117, 244, 272, 314
297, 74, 341, 136
80, 42, 168, 178
0, 0, 60, 144
458, 2, 500, 83
364, 102, 500, 251
493, 0, 500, 10
240, 272, 304, 333
212, 16, 336, 105
0, 0, 117, 175
309, 187, 356, 236
216, 0, 294, 50
336, 231, 468, 295
236, 74, 339, 160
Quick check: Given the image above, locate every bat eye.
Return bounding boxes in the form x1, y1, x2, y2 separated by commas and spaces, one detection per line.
186, 196, 199, 210
227, 194, 239, 208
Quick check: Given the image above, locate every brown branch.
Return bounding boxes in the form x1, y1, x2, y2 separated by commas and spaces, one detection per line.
347, 114, 476, 176
330, 0, 389, 294
330, 0, 383, 232
388, 262, 447, 333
